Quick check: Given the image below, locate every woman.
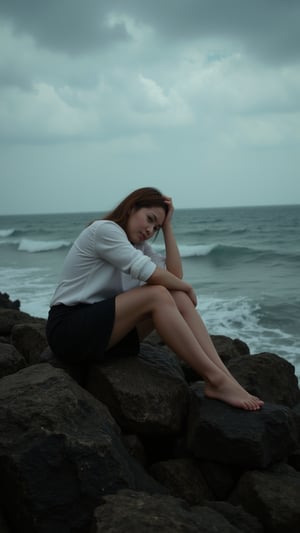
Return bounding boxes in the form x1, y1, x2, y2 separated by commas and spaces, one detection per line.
47, 187, 263, 411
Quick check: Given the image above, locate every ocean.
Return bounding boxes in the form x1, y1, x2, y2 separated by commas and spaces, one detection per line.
1, 204, 299, 377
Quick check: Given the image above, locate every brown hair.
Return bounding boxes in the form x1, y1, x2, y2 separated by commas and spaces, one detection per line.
102, 187, 168, 230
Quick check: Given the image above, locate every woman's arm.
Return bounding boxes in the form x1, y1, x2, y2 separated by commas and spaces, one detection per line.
147, 266, 197, 306
148, 196, 197, 305
162, 197, 183, 279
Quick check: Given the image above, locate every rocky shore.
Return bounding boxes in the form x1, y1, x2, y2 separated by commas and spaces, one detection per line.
0, 291, 299, 532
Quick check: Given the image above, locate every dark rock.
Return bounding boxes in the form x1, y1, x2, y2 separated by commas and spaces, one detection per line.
1, 302, 299, 532
231, 338, 251, 356
122, 434, 148, 467
198, 461, 237, 500
138, 342, 186, 380
0, 509, 10, 533
187, 386, 298, 469
288, 449, 300, 471
202, 501, 264, 533
211, 335, 250, 363
0, 342, 27, 379
143, 330, 164, 346
149, 458, 213, 504
0, 309, 34, 336
292, 401, 300, 442
86, 345, 190, 436
228, 352, 300, 407
0, 364, 164, 533
230, 464, 300, 532
11, 322, 48, 364
91, 490, 240, 532
0, 292, 20, 310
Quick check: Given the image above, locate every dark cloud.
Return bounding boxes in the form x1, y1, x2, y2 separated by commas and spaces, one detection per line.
0, 0, 130, 54
123, 0, 300, 64
0, 0, 300, 64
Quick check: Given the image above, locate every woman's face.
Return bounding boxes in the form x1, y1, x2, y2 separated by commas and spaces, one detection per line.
126, 206, 166, 244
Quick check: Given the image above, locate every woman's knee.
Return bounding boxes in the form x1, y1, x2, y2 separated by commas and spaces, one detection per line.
170, 289, 193, 313
147, 284, 175, 306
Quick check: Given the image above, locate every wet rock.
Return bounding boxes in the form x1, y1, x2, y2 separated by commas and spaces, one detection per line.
122, 434, 148, 467
0, 303, 300, 532
228, 352, 300, 407
91, 490, 240, 533
0, 509, 10, 533
0, 309, 34, 336
198, 461, 237, 500
230, 464, 300, 533
0, 292, 20, 310
288, 449, 300, 471
86, 345, 190, 436
187, 386, 298, 468
202, 501, 263, 533
149, 457, 213, 504
11, 322, 48, 364
0, 364, 164, 533
0, 342, 26, 379
211, 335, 250, 363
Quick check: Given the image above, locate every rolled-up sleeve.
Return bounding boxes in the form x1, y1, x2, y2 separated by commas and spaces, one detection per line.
94, 221, 156, 282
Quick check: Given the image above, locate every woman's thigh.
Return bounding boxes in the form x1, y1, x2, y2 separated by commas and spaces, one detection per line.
107, 284, 173, 348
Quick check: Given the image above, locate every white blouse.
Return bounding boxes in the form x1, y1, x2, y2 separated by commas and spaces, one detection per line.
50, 220, 165, 306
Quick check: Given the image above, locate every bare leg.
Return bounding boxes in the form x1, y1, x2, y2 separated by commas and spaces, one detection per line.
170, 290, 262, 401
170, 291, 245, 379
107, 285, 263, 410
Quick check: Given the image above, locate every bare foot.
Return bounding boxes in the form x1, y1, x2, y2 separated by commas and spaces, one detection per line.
204, 377, 264, 411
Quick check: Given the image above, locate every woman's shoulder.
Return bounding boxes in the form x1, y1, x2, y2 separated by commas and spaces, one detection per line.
91, 219, 124, 231
90, 220, 128, 241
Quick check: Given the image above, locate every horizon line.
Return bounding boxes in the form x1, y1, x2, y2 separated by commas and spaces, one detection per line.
1, 201, 300, 217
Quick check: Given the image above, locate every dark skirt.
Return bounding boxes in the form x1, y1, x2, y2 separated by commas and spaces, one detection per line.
46, 298, 140, 364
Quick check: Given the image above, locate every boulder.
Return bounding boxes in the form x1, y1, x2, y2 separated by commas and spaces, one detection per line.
0, 342, 26, 379
187, 386, 298, 469
198, 461, 236, 500
0, 510, 10, 533
86, 344, 190, 436
149, 457, 213, 504
122, 434, 148, 467
292, 401, 300, 442
289, 449, 300, 471
230, 463, 300, 532
11, 322, 48, 364
0, 292, 20, 310
0, 302, 300, 532
0, 308, 35, 336
228, 352, 300, 407
0, 364, 164, 533
91, 490, 240, 533
211, 335, 250, 362
202, 501, 263, 533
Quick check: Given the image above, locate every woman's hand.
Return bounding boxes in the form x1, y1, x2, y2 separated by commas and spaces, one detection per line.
161, 195, 183, 279
162, 196, 174, 227
185, 285, 198, 307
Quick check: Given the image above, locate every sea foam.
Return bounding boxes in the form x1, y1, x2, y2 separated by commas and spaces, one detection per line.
0, 228, 15, 237
18, 238, 71, 253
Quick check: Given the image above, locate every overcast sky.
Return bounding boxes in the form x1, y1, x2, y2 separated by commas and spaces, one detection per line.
0, 0, 300, 215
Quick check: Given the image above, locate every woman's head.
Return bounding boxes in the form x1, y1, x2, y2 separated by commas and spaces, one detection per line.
103, 187, 168, 236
